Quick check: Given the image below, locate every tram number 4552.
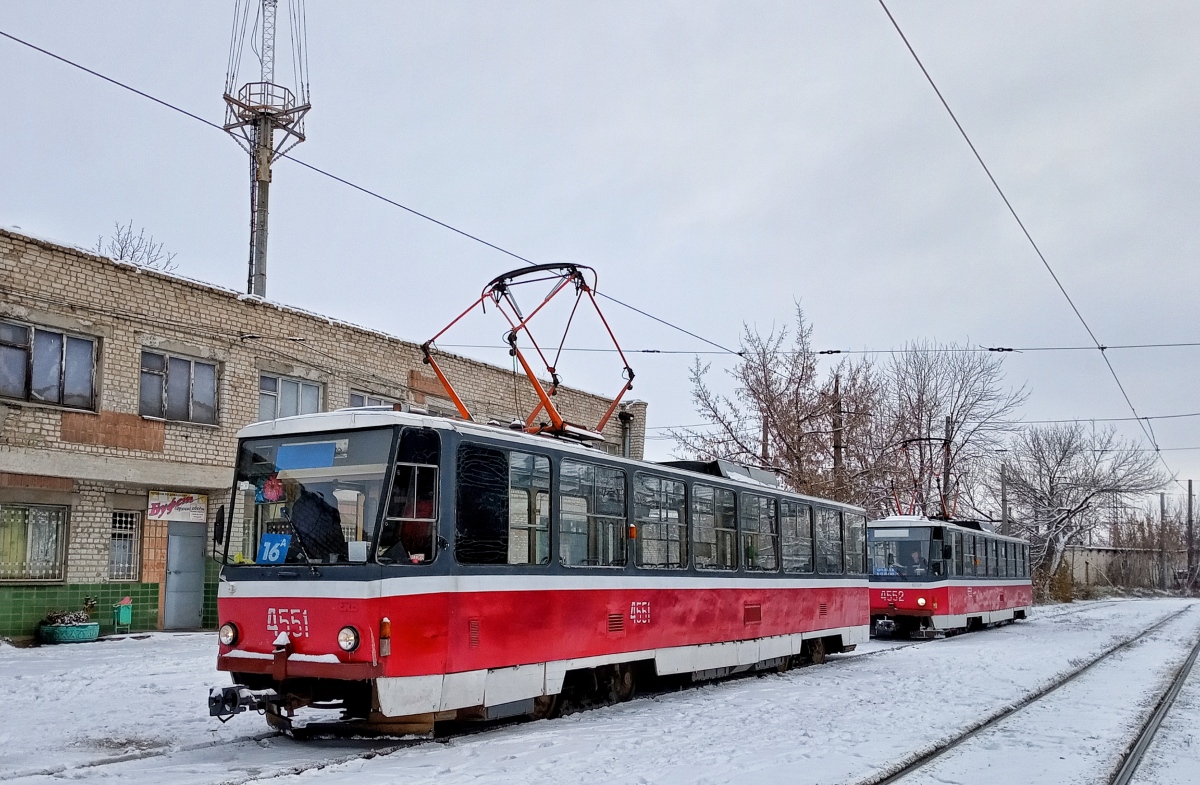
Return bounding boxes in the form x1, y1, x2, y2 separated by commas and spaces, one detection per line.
878, 590, 905, 602
266, 607, 310, 638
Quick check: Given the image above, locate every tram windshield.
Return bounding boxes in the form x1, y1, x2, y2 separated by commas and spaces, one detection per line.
223, 427, 394, 566
869, 527, 934, 581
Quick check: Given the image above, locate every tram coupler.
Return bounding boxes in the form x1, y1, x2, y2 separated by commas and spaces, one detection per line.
208, 685, 280, 722
873, 618, 897, 637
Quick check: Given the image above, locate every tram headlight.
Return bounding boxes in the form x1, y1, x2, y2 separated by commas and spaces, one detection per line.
917, 597, 927, 607
337, 626, 360, 652
219, 623, 239, 646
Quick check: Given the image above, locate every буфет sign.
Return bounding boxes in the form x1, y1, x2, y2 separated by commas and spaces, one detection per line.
148, 491, 209, 522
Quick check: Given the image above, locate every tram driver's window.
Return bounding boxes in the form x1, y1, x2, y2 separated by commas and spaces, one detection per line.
377, 427, 440, 564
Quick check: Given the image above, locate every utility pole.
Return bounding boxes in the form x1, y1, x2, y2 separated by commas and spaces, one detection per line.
940, 415, 952, 519
832, 374, 845, 500
224, 0, 310, 298
1188, 480, 1195, 592
1160, 492, 1168, 590
1000, 461, 1008, 536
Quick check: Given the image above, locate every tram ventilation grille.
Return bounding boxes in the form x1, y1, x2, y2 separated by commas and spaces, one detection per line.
607, 613, 625, 633
818, 603, 828, 617
469, 618, 480, 648
743, 604, 762, 624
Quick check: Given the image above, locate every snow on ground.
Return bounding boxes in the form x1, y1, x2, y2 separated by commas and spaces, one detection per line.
904, 608, 1200, 784
0, 599, 1194, 785
1130, 636, 1200, 785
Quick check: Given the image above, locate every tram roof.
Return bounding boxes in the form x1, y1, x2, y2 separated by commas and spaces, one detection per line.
236, 407, 865, 512
868, 515, 1029, 544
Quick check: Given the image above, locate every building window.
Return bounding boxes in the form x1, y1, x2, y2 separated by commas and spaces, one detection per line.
349, 390, 394, 408
559, 460, 627, 567
0, 320, 95, 409
139, 351, 217, 424
0, 504, 67, 581
108, 511, 141, 581
634, 474, 687, 569
258, 374, 320, 421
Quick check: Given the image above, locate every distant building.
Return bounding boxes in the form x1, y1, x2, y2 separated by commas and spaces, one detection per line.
0, 227, 646, 638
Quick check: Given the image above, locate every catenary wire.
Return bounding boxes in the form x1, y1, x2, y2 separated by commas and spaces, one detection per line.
876, 0, 1177, 483
436, 341, 1200, 355
0, 27, 738, 360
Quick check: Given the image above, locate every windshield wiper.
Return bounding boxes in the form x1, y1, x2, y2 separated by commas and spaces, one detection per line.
283, 517, 322, 577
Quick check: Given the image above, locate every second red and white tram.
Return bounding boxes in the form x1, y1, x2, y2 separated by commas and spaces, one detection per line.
210, 408, 870, 732
868, 515, 1033, 638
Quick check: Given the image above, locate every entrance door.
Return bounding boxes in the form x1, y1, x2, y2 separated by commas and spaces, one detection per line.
165, 521, 206, 629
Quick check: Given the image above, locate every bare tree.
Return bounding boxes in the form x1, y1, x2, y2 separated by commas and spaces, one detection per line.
94, 221, 178, 272
882, 343, 1026, 519
1004, 423, 1164, 594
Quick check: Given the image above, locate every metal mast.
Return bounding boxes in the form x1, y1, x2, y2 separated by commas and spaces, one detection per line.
224, 0, 310, 297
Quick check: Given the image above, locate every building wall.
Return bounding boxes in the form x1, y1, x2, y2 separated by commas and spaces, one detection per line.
0, 228, 648, 638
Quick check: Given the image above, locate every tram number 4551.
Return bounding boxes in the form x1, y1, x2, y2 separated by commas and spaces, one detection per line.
266, 607, 310, 638
630, 601, 651, 624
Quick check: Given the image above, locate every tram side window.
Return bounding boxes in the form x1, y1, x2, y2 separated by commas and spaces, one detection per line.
559, 460, 627, 567
740, 493, 778, 571
964, 535, 976, 577
693, 485, 737, 570
844, 513, 866, 574
815, 508, 843, 574
781, 501, 813, 573
1022, 544, 1029, 578
988, 539, 999, 577
509, 452, 551, 565
953, 531, 964, 576
634, 474, 687, 569
378, 427, 441, 565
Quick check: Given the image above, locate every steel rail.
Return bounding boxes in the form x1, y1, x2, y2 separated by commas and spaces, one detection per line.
1108, 626, 1200, 785
856, 606, 1193, 785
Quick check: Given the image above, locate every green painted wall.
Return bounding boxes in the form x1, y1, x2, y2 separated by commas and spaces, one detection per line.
0, 582, 160, 638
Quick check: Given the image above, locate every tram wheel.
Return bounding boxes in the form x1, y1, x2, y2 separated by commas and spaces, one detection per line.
613, 664, 636, 702
804, 638, 826, 666
531, 693, 560, 720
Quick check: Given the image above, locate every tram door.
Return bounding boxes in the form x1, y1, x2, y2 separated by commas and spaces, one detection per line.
164, 521, 206, 629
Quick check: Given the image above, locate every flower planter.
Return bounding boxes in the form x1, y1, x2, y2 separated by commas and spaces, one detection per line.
38, 622, 100, 644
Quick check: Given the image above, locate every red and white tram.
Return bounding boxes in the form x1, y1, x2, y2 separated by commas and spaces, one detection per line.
868, 515, 1033, 638
210, 408, 871, 732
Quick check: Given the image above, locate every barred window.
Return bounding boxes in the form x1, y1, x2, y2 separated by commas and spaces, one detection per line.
634, 474, 687, 569
0, 320, 95, 410
559, 460, 627, 567
108, 511, 141, 581
740, 493, 778, 571
693, 484, 737, 570
139, 351, 217, 424
781, 501, 813, 573
0, 504, 67, 581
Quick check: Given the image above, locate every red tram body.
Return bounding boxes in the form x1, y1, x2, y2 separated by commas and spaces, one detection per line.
211, 410, 870, 730
868, 516, 1033, 638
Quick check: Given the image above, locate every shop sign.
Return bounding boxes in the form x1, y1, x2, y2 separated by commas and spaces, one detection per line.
148, 491, 209, 522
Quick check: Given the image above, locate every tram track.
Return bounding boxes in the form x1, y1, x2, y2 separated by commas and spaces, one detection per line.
1108, 624, 1200, 785
853, 605, 1194, 785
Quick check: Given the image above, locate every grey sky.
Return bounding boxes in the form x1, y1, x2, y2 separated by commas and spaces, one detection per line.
2, 2, 1198, 489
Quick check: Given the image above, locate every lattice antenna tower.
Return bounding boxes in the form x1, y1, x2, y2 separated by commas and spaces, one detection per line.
224, 0, 311, 297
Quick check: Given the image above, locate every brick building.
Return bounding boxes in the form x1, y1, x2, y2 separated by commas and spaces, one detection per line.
0, 227, 646, 638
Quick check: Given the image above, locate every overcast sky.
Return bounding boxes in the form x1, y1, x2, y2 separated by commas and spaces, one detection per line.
2, 2, 1198, 493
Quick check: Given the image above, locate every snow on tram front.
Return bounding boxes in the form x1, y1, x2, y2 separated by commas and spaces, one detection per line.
868, 515, 1033, 638
208, 408, 872, 735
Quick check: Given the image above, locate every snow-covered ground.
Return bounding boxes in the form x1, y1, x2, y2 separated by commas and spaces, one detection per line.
0, 599, 1196, 785
1131, 632, 1200, 785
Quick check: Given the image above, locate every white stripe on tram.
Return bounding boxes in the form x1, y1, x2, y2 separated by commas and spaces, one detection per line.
219, 574, 869, 600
